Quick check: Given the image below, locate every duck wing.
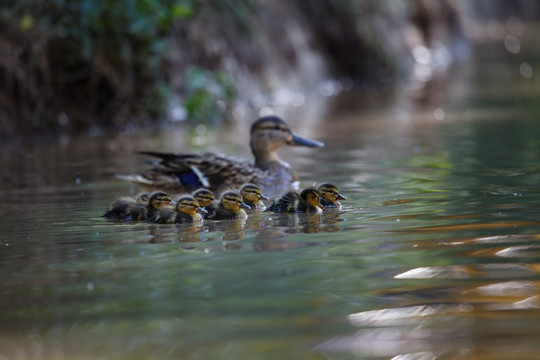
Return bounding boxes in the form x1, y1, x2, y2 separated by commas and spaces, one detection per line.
119, 151, 264, 193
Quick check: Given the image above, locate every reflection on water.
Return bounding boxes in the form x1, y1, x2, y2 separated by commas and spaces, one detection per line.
4, 43, 540, 360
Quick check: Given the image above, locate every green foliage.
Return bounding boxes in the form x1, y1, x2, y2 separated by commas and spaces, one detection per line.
0, 0, 196, 132
183, 66, 236, 124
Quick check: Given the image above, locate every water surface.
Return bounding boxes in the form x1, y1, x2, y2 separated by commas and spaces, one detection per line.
2, 38, 540, 360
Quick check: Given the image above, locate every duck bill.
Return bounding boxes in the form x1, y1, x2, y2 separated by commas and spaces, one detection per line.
290, 132, 324, 148
197, 207, 208, 214
260, 194, 270, 200
240, 202, 251, 209
337, 194, 347, 200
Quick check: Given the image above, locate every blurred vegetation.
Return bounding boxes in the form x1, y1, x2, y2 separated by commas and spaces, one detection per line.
0, 0, 194, 135
183, 66, 236, 125
0, 0, 533, 137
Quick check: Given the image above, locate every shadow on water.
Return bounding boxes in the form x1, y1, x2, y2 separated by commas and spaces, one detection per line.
3, 36, 540, 360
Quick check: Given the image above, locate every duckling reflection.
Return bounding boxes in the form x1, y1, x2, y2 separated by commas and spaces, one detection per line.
177, 223, 202, 243
148, 224, 177, 243
206, 191, 250, 220
102, 192, 150, 219
317, 183, 347, 210
152, 195, 207, 224
300, 212, 322, 233
320, 211, 342, 233
147, 221, 202, 244
266, 187, 324, 214
240, 183, 269, 210
205, 216, 247, 244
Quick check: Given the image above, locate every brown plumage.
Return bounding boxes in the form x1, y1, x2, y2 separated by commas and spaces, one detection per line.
240, 183, 269, 210
317, 183, 347, 208
205, 191, 250, 220
266, 188, 324, 214
102, 192, 150, 219
116, 116, 324, 197
152, 196, 207, 224
137, 191, 175, 221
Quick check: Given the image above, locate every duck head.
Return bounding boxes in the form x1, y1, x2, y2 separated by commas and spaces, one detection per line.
240, 183, 270, 204
176, 196, 208, 216
136, 192, 151, 204
249, 116, 324, 165
300, 188, 324, 210
317, 183, 347, 203
192, 188, 216, 207
148, 191, 175, 210
220, 191, 251, 213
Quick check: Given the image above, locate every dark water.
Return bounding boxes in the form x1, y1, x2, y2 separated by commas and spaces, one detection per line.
3, 38, 540, 359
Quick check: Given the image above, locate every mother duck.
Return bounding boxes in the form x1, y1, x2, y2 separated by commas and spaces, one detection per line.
118, 115, 324, 197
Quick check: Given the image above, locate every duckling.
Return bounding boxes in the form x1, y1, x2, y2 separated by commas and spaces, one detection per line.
153, 196, 207, 224
240, 183, 270, 210
317, 183, 347, 208
102, 192, 150, 219
117, 115, 324, 197
129, 191, 175, 221
266, 187, 324, 214
205, 191, 250, 220
192, 188, 216, 208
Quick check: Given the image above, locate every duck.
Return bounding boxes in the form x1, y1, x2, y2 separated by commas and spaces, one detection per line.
317, 183, 347, 208
192, 188, 216, 208
116, 115, 324, 198
102, 192, 150, 219
205, 191, 250, 220
128, 191, 175, 221
152, 195, 207, 224
240, 183, 269, 210
266, 187, 324, 214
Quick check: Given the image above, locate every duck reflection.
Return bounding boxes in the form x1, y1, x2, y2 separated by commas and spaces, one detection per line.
205, 218, 246, 245
147, 222, 203, 243
148, 224, 176, 243
177, 223, 203, 243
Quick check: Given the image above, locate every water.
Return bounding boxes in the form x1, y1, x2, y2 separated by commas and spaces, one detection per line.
2, 41, 540, 359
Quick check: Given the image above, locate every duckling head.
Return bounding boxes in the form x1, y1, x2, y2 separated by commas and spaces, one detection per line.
148, 191, 175, 210
176, 196, 208, 216
317, 183, 347, 203
220, 191, 250, 213
136, 192, 151, 204
300, 188, 323, 210
250, 116, 324, 163
192, 188, 216, 207
240, 183, 270, 203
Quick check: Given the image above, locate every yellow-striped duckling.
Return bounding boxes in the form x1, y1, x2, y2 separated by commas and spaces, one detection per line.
117, 115, 324, 197
240, 183, 270, 210
317, 183, 347, 208
132, 191, 175, 221
266, 188, 324, 214
192, 188, 216, 208
153, 196, 207, 224
103, 192, 150, 219
206, 191, 250, 220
